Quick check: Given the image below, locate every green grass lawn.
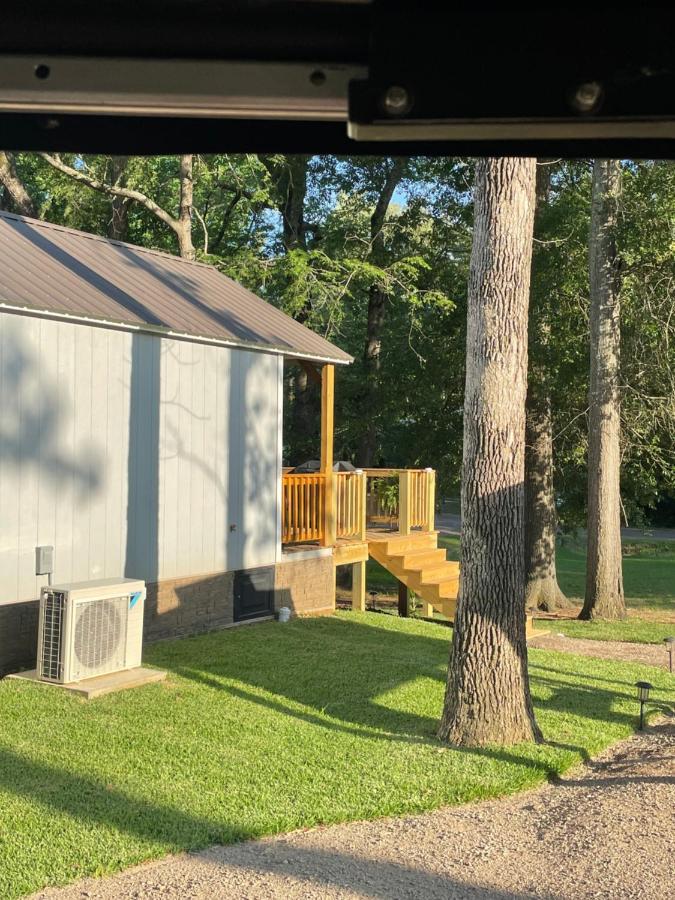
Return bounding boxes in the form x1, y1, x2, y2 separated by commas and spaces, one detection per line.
555, 539, 675, 612
1, 613, 673, 898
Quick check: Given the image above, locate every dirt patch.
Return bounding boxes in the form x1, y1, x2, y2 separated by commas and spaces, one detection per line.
528, 632, 672, 669
537, 605, 675, 625
32, 719, 675, 900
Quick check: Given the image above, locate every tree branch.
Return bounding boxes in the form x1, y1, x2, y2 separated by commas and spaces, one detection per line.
39, 153, 180, 237
193, 206, 209, 255
370, 158, 406, 250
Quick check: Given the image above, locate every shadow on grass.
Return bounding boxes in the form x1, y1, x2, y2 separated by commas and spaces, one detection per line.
0, 744, 249, 849
0, 745, 548, 900
151, 614, 645, 776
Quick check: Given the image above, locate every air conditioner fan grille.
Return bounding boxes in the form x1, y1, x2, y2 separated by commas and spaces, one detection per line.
73, 595, 128, 677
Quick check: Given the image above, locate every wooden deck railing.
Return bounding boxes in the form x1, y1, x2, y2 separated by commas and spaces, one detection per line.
281, 473, 325, 543
401, 469, 435, 532
282, 467, 435, 545
336, 471, 367, 540
364, 468, 436, 535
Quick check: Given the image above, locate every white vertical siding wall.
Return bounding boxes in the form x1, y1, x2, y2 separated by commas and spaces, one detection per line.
0, 313, 283, 604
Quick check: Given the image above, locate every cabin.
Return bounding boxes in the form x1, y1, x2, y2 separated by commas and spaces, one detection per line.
0, 212, 459, 675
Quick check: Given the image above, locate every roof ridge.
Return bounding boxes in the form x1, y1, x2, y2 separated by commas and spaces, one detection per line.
0, 210, 215, 270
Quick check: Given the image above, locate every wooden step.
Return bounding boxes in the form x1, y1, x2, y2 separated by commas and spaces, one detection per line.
427, 579, 460, 601
437, 598, 457, 619
366, 529, 459, 623
432, 579, 459, 600
420, 564, 459, 584
370, 532, 438, 555
394, 548, 447, 570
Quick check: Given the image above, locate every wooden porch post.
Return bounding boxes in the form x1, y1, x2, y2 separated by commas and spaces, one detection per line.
352, 560, 366, 611
425, 468, 436, 532
399, 470, 412, 536
321, 364, 336, 546
397, 580, 409, 617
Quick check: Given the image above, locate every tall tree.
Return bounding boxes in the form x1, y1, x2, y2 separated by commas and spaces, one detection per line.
261, 154, 310, 253
0, 151, 36, 217
581, 160, 626, 619
39, 153, 197, 259
261, 155, 317, 452
524, 162, 569, 610
359, 157, 407, 465
439, 157, 541, 747
108, 156, 131, 241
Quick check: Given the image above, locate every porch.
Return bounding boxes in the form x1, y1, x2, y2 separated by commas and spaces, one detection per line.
281, 364, 459, 619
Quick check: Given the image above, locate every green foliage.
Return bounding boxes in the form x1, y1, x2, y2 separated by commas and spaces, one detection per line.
0, 614, 672, 898
375, 478, 399, 516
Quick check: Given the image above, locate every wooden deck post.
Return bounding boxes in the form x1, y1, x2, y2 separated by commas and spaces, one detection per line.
321, 364, 336, 546
356, 469, 367, 541
352, 559, 366, 611
399, 470, 412, 536
425, 468, 436, 532
418, 597, 434, 619
397, 580, 409, 617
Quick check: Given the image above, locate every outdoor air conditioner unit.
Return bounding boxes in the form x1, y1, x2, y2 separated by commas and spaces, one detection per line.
37, 578, 146, 684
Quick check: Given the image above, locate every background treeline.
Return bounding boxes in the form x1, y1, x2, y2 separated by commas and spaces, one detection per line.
1, 153, 673, 529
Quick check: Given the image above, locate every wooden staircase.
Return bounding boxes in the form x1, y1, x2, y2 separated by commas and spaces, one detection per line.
368, 531, 459, 619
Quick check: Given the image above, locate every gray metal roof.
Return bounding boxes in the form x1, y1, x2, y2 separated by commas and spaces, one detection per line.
0, 211, 352, 365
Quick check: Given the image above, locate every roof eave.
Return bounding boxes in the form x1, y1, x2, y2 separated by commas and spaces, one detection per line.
0, 301, 353, 366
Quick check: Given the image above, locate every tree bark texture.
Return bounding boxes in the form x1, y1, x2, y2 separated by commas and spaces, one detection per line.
581, 160, 626, 620
280, 156, 309, 252
262, 157, 316, 444
0, 152, 36, 217
525, 388, 568, 610
176, 154, 196, 260
108, 156, 130, 242
524, 163, 568, 611
261, 155, 310, 252
359, 158, 406, 466
439, 157, 541, 747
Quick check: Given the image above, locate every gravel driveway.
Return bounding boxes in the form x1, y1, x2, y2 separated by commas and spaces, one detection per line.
31, 718, 675, 900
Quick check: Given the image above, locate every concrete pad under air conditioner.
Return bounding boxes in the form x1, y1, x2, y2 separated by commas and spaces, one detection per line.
7, 666, 167, 699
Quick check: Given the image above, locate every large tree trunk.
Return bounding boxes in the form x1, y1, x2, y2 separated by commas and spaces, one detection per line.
261, 156, 316, 446
261, 154, 310, 252
525, 389, 568, 610
581, 160, 626, 620
280, 155, 309, 252
108, 156, 130, 242
439, 157, 541, 748
359, 158, 406, 465
525, 163, 569, 611
359, 283, 388, 465
176, 154, 196, 260
0, 152, 36, 217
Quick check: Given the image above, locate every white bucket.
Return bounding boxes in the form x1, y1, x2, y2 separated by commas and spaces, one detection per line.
278, 606, 291, 623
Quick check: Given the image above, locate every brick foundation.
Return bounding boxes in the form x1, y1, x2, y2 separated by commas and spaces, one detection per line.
0, 554, 336, 676
144, 570, 235, 642
0, 599, 39, 677
274, 553, 335, 616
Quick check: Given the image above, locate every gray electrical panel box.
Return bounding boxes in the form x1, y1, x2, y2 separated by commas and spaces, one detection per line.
35, 545, 54, 576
